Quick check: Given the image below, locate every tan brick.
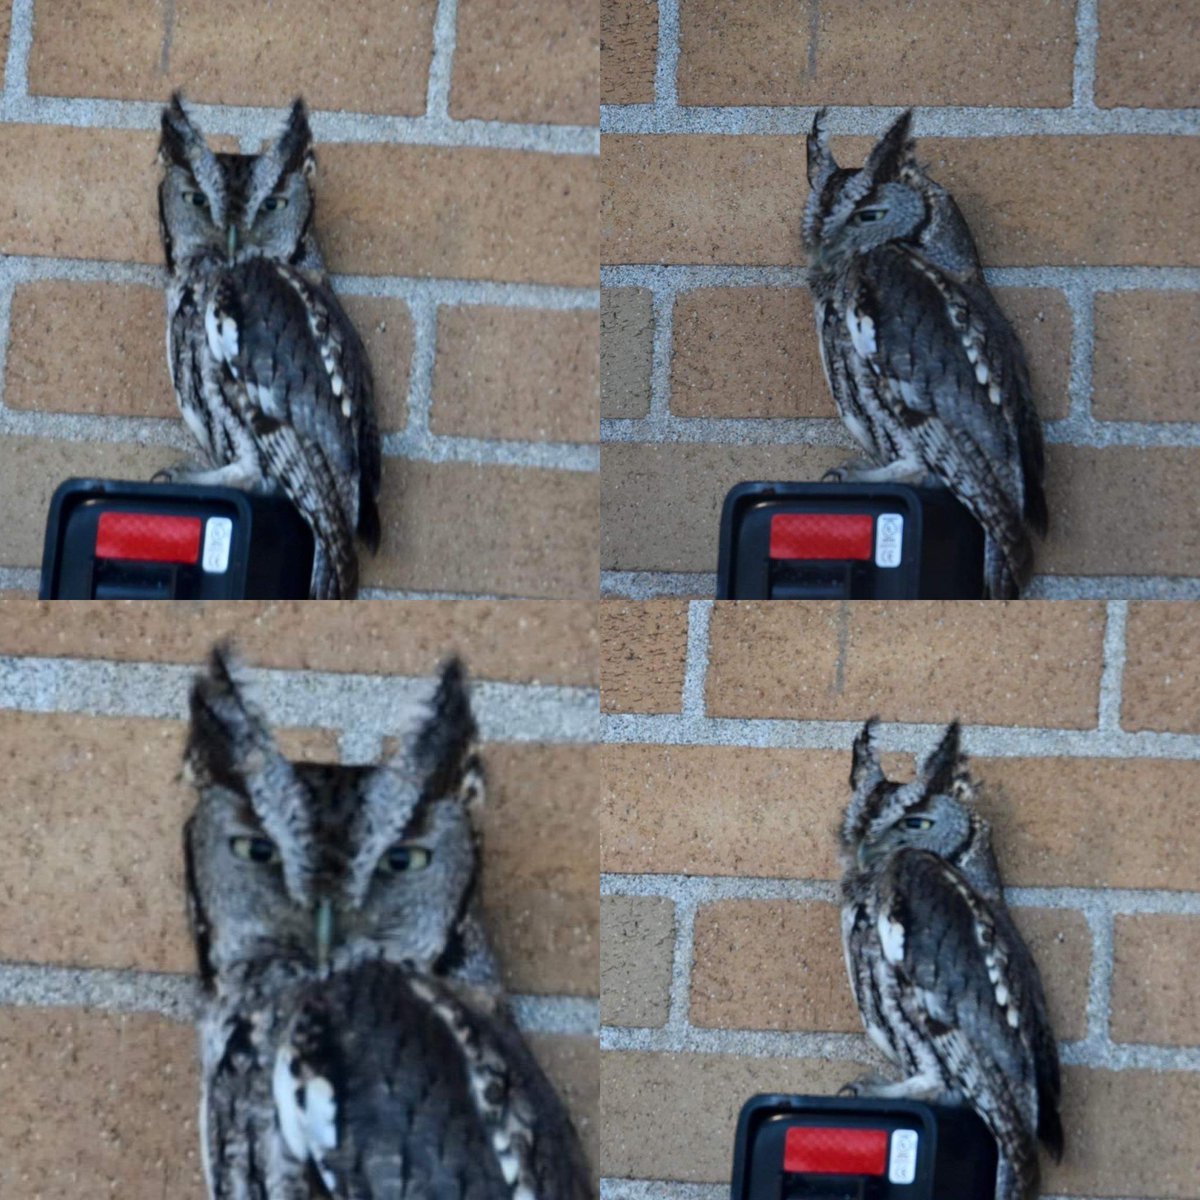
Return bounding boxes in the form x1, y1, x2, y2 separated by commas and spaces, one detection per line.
319, 144, 597, 284
691, 900, 859, 1032
602, 745, 849, 877
1112, 915, 1200, 1047
601, 0, 658, 104
604, 744, 1200, 892
339, 297, 413, 434
0, 600, 598, 687
1093, 292, 1200, 423
0, 712, 335, 974
599, 599, 689, 713
689, 900, 1089, 1041
478, 744, 599, 997
600, 442, 845, 571
0, 4, 10, 97
1042, 446, 1200, 577
1046, 1067, 1200, 1198
678, 0, 1075, 107
707, 602, 1106, 728
1123, 603, 1200, 734
601, 1051, 868, 1181
601, 895, 675, 1027
529, 1034, 600, 1172
5, 281, 173, 417
430, 307, 598, 443
1095, 0, 1200, 108
602, 134, 1200, 268
366, 458, 598, 598
451, 0, 598, 125
27, 0, 436, 115
0, 1008, 205, 1199
670, 286, 1069, 420
0, 128, 597, 287
601, 286, 653, 418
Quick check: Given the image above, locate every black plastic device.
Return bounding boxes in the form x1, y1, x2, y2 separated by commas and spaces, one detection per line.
731, 1094, 998, 1200
716, 482, 985, 600
39, 478, 314, 599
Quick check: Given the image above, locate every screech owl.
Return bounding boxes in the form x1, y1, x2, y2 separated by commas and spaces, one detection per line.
183, 645, 593, 1198
838, 720, 1063, 1200
804, 110, 1048, 599
158, 95, 381, 599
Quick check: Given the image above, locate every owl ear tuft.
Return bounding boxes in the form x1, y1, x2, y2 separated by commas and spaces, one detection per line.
276, 97, 315, 180
411, 658, 480, 804
863, 109, 916, 184
921, 721, 967, 797
806, 106, 838, 189
850, 716, 885, 792
159, 92, 204, 169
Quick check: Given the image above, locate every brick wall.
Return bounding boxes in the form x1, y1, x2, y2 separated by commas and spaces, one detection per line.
600, 1, 1200, 600
600, 599, 1200, 1199
0, 600, 599, 1197
0, 0, 600, 599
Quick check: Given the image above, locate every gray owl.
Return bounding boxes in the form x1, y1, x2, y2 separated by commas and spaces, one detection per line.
183, 645, 593, 1199
804, 110, 1047, 599
839, 720, 1063, 1200
158, 95, 381, 598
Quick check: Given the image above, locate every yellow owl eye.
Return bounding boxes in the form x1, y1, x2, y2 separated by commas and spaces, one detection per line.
230, 836, 280, 865
854, 208, 886, 224
261, 196, 288, 212
184, 191, 209, 209
379, 844, 432, 874
902, 816, 934, 831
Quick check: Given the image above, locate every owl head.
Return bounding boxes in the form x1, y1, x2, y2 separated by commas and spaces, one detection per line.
158, 93, 318, 272
804, 109, 981, 278
841, 718, 996, 882
183, 644, 486, 989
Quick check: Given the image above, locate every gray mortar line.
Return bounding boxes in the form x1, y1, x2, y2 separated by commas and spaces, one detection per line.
664, 893, 699, 1036
0, 962, 597, 1036
647, 286, 676, 432
1064, 279, 1094, 427
600, 104, 1200, 137
0, 566, 39, 593
680, 601, 712, 718
600, 713, 1200, 760
425, 0, 459, 122
337, 729, 386, 765
358, 586, 506, 600
1096, 601, 1128, 733
0, 271, 13, 415
1073, 0, 1100, 111
1082, 907, 1115, 1048
601, 1184, 726, 1200
2, 0, 31, 101
599, 572, 1200, 602
654, 0, 681, 108
0, 656, 598, 743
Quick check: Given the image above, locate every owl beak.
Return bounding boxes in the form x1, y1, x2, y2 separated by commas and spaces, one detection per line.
226, 224, 238, 261
315, 897, 334, 973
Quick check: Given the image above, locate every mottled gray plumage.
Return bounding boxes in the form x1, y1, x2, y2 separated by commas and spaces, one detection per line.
158, 95, 381, 598
183, 645, 592, 1199
804, 110, 1047, 598
839, 720, 1063, 1200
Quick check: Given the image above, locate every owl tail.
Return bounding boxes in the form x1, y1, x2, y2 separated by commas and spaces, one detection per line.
983, 533, 1031, 600
994, 1152, 1039, 1200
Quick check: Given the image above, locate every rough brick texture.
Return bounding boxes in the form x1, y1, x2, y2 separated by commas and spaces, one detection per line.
677, 0, 1076, 107
601, 286, 653, 418
1112, 915, 1200, 1047
601, 895, 675, 1028
1122, 602, 1200, 734
600, 599, 689, 713
1095, 0, 1200, 109
430, 307, 598, 443
601, 0, 658, 104
452, 0, 598, 125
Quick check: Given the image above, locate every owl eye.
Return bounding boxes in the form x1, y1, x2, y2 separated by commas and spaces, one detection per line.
379, 844, 432, 874
854, 208, 887, 224
183, 191, 209, 209
902, 816, 934, 831
229, 835, 280, 865
261, 196, 289, 213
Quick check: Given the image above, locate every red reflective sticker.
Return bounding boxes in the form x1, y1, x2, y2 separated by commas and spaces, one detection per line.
783, 1126, 889, 1176
95, 512, 203, 564
769, 513, 874, 561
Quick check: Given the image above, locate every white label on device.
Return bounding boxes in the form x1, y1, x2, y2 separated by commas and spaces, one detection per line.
202, 517, 233, 574
889, 1129, 918, 1184
875, 513, 904, 567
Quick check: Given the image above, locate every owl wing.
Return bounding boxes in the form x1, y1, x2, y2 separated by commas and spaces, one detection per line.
274, 965, 593, 1200
881, 849, 1059, 1190
846, 245, 1043, 595
205, 257, 379, 597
